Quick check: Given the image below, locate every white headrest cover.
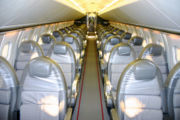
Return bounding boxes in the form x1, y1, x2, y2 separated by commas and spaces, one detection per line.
29, 59, 52, 77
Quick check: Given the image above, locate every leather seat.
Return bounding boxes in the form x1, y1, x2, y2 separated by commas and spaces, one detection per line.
128, 36, 144, 57
121, 32, 132, 43
47, 41, 80, 105
15, 40, 44, 81
112, 59, 165, 120
0, 56, 18, 120
139, 43, 169, 83
17, 56, 72, 120
38, 34, 56, 56
104, 43, 136, 106
52, 30, 64, 42
166, 62, 180, 120
100, 36, 121, 71
64, 34, 83, 70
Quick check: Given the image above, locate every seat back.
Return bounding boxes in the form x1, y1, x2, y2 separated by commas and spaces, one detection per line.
108, 43, 136, 90
15, 40, 44, 81
70, 31, 83, 50
47, 41, 76, 89
116, 59, 165, 120
102, 36, 121, 58
52, 30, 64, 42
139, 44, 169, 83
64, 34, 81, 60
0, 56, 18, 120
18, 57, 67, 120
121, 32, 132, 43
166, 62, 180, 120
128, 36, 144, 57
39, 34, 56, 56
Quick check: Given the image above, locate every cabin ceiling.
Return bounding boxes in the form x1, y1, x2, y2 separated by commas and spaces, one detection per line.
1, 0, 180, 33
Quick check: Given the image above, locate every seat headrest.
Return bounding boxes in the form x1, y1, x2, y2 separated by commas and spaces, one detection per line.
118, 46, 131, 56
133, 37, 143, 46
106, 33, 113, 38
71, 33, 78, 37
29, 58, 52, 77
124, 32, 132, 39
41, 35, 52, 44
135, 62, 156, 80
53, 31, 60, 38
20, 42, 33, 53
110, 38, 119, 45
117, 30, 124, 35
53, 44, 67, 54
64, 37, 74, 44
149, 45, 163, 56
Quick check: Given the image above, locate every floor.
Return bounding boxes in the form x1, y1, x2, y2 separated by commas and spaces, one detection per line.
72, 39, 109, 120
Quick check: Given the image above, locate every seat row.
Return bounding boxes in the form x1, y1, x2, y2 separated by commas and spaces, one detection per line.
97, 25, 180, 120
0, 25, 87, 120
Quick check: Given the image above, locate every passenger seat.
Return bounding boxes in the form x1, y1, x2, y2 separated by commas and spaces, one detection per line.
139, 43, 169, 83
128, 36, 144, 57
52, 30, 64, 42
111, 59, 165, 120
47, 41, 80, 105
15, 40, 44, 81
166, 62, 180, 120
104, 43, 136, 106
39, 34, 56, 56
0, 56, 18, 120
17, 56, 72, 120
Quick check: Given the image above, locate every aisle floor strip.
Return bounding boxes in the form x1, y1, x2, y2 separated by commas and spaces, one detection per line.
76, 41, 88, 120
95, 42, 105, 120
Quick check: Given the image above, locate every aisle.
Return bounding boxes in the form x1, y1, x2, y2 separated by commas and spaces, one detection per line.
74, 39, 109, 120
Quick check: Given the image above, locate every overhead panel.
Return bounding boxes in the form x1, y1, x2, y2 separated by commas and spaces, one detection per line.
99, 0, 180, 33
0, 0, 85, 30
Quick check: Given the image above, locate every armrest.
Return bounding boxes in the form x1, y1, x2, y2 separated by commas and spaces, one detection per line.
99, 50, 102, 58
100, 59, 107, 70
70, 73, 80, 106
72, 73, 80, 95
111, 109, 119, 120
77, 58, 83, 71
104, 74, 112, 95
104, 74, 113, 107
81, 50, 85, 58
64, 108, 73, 120
83, 40, 87, 48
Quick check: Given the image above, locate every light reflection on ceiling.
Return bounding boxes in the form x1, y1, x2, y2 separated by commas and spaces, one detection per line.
53, 0, 139, 15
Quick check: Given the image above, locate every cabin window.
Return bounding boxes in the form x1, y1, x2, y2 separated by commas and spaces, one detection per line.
142, 40, 147, 47
2, 42, 11, 59
175, 47, 180, 62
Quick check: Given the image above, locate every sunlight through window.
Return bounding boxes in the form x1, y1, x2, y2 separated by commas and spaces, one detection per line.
120, 97, 145, 118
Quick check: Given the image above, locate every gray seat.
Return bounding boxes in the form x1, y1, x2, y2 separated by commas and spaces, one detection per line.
15, 40, 44, 82
52, 30, 64, 42
0, 56, 18, 120
121, 32, 132, 43
47, 41, 79, 105
104, 43, 136, 98
100, 36, 121, 70
128, 36, 144, 57
139, 43, 169, 83
102, 35, 121, 57
59, 28, 67, 34
17, 56, 71, 120
166, 62, 180, 120
64, 34, 81, 56
100, 33, 114, 50
112, 59, 165, 120
39, 34, 56, 56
